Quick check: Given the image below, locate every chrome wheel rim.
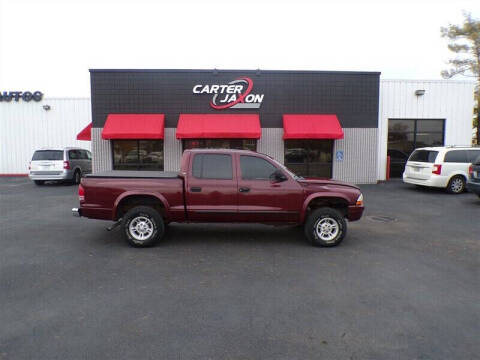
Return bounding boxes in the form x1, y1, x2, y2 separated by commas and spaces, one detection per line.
451, 178, 463, 193
315, 217, 339, 242
129, 216, 154, 241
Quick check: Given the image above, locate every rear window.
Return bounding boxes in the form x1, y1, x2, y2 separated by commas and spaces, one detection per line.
32, 150, 63, 161
408, 150, 438, 163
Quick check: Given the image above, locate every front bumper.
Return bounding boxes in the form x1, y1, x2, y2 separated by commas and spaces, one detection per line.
347, 205, 364, 221
466, 181, 480, 195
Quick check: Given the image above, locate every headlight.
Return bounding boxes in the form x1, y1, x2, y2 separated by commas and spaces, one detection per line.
356, 193, 364, 206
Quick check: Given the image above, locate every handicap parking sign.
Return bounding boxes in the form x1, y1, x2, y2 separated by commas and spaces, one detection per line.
336, 150, 344, 162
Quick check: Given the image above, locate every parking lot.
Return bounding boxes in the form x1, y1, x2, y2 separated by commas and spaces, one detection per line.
0, 177, 478, 360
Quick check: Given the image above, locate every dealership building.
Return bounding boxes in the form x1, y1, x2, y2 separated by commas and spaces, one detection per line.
0, 69, 475, 183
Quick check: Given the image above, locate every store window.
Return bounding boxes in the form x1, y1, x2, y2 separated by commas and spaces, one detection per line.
112, 140, 164, 170
183, 139, 256, 151
284, 140, 333, 178
387, 119, 445, 177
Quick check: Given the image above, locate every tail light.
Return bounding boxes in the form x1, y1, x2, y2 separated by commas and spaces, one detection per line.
432, 164, 442, 175
469, 165, 473, 177
78, 184, 85, 202
63, 161, 71, 170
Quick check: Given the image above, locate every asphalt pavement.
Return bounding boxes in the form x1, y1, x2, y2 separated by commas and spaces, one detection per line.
0, 177, 478, 360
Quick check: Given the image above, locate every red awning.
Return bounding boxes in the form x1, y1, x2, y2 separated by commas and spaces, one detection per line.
283, 114, 344, 139
76, 123, 92, 141
176, 114, 261, 139
102, 114, 165, 139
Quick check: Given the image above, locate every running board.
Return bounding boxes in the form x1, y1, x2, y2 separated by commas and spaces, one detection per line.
106, 218, 122, 231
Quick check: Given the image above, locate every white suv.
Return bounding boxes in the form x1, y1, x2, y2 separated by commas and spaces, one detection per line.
403, 146, 480, 194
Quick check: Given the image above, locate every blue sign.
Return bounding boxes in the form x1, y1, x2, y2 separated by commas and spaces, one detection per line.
336, 150, 344, 162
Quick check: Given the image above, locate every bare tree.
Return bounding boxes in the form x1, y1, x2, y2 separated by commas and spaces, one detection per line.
441, 12, 480, 144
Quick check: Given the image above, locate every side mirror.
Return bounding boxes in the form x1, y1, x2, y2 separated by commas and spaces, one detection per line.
270, 169, 287, 183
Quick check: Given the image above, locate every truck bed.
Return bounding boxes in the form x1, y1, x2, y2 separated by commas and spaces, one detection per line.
86, 170, 180, 179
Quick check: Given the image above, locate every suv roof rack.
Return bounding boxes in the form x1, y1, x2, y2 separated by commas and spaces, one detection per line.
445, 145, 474, 148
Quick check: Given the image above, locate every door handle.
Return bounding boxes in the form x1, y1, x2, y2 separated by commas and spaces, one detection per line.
239, 187, 250, 193
190, 187, 202, 192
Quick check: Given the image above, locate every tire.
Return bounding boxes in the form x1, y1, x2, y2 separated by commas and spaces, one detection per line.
304, 207, 347, 247
446, 176, 465, 194
122, 206, 164, 247
72, 170, 81, 185
34, 180, 44, 185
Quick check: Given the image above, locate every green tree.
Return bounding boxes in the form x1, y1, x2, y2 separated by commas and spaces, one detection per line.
441, 12, 480, 144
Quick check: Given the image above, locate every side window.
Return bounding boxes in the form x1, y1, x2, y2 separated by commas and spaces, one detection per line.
79, 150, 87, 159
444, 150, 468, 163
192, 154, 233, 180
467, 150, 480, 163
68, 150, 78, 160
240, 155, 278, 180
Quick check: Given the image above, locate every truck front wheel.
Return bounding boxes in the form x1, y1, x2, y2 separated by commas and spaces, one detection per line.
304, 207, 346, 247
123, 206, 165, 247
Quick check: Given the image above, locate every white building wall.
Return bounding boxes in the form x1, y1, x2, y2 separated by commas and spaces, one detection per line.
0, 98, 91, 174
378, 80, 475, 181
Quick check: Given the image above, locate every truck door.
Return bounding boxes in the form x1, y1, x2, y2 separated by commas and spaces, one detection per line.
236, 154, 304, 223
185, 153, 238, 222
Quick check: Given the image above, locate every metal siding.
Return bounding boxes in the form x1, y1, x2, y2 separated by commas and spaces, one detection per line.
257, 128, 285, 164
378, 80, 476, 181
91, 127, 112, 173
0, 98, 91, 174
164, 128, 182, 171
333, 128, 378, 184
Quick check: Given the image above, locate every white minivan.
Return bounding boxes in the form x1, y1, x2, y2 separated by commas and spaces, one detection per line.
403, 146, 480, 194
29, 147, 92, 185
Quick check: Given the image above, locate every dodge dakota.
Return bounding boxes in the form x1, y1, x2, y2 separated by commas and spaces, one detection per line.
73, 149, 364, 247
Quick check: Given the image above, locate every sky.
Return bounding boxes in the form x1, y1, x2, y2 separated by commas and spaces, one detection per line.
0, 0, 479, 97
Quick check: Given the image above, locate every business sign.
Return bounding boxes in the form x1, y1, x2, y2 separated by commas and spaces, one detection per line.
0, 91, 43, 102
192, 77, 264, 110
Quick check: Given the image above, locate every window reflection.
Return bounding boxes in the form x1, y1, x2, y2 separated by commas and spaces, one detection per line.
183, 139, 256, 151
285, 140, 333, 178
113, 140, 163, 170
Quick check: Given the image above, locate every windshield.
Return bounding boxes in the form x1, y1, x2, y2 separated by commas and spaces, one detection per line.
32, 150, 63, 161
270, 157, 303, 180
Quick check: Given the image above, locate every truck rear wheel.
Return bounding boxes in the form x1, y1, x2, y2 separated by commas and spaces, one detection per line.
123, 206, 164, 247
304, 207, 346, 247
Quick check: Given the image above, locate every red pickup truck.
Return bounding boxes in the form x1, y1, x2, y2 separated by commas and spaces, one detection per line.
73, 149, 364, 247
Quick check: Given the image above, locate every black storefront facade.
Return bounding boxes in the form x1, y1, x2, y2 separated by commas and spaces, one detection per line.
89, 69, 380, 184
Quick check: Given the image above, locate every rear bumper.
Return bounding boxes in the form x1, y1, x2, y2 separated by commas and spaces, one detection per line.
402, 173, 448, 188
466, 181, 480, 195
29, 170, 73, 181
347, 205, 364, 221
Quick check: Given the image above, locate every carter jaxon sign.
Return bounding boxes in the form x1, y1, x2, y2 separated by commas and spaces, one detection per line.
192, 77, 264, 110
0, 91, 43, 102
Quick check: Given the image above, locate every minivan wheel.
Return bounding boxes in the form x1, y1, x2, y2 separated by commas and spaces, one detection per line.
304, 207, 346, 247
34, 180, 45, 185
447, 176, 465, 194
123, 206, 164, 247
